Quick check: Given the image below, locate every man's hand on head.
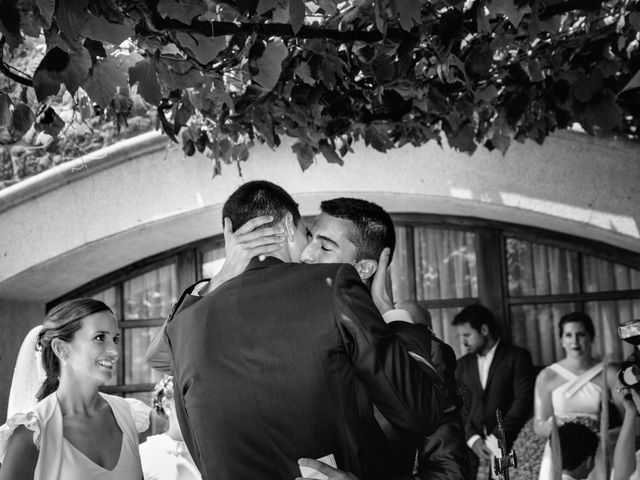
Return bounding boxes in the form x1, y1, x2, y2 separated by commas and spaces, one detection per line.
371, 247, 394, 315
202, 216, 285, 295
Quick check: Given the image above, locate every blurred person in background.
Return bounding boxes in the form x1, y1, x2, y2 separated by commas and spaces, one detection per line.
139, 375, 201, 480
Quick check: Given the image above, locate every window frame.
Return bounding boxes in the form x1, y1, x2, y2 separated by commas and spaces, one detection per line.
49, 213, 640, 397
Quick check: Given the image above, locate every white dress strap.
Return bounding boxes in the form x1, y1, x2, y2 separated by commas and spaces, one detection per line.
548, 363, 577, 381
565, 363, 603, 398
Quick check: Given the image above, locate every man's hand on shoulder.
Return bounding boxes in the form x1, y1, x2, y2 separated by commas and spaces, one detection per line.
202, 216, 285, 295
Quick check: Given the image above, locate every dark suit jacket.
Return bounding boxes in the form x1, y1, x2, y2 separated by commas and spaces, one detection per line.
455, 341, 534, 450
369, 323, 470, 480
165, 257, 444, 480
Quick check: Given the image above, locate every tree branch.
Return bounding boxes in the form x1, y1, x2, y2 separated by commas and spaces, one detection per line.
539, 0, 604, 20
142, 6, 390, 42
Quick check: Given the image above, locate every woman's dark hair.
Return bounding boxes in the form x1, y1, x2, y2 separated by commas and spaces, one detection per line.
36, 298, 113, 401
558, 311, 595, 340
557, 422, 599, 470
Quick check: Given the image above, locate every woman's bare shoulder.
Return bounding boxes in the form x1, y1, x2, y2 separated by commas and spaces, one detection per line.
536, 365, 560, 382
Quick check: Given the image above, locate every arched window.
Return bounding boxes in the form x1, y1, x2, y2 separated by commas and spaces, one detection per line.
53, 216, 640, 403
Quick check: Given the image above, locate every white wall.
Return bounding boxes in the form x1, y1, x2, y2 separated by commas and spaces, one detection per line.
0, 130, 638, 305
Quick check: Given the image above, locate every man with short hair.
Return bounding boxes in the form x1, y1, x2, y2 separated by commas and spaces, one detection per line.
154, 181, 444, 480
298, 198, 469, 480
453, 304, 534, 479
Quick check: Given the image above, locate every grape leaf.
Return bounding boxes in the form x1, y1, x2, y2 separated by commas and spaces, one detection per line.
289, 0, 305, 35
82, 15, 134, 45
129, 59, 162, 105
487, 0, 531, 28
257, 0, 277, 15
84, 57, 128, 108
395, 0, 421, 31
0, 1, 22, 49
319, 141, 343, 165
33, 47, 69, 101
56, 0, 90, 41
364, 125, 392, 152
591, 92, 623, 131
292, 141, 314, 170
317, 0, 337, 15
490, 133, 510, 156
35, 0, 55, 27
273, 2, 289, 22
157, 0, 207, 24
12, 104, 35, 139
61, 48, 92, 96
34, 106, 64, 136
573, 72, 604, 103
294, 62, 315, 85
0, 93, 12, 128
445, 123, 477, 154
620, 70, 640, 94
475, 84, 498, 103
175, 32, 226, 65
253, 39, 288, 90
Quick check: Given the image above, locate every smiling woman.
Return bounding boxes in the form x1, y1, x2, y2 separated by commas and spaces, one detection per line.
0, 299, 150, 480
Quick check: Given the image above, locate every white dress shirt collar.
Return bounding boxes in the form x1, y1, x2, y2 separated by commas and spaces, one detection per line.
477, 338, 500, 390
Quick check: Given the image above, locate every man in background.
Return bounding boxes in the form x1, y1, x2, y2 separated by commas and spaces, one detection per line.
300, 198, 469, 479
453, 304, 534, 479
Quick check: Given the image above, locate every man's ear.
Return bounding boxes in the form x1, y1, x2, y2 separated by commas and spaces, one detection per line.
283, 212, 295, 242
354, 259, 378, 281
480, 324, 489, 336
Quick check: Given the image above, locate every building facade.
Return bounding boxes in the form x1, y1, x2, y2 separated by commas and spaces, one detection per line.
1, 130, 639, 420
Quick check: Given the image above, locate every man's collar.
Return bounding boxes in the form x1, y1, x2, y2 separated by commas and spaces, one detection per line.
478, 338, 500, 358
245, 256, 285, 271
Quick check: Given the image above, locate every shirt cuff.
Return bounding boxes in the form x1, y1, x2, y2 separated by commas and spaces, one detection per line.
467, 434, 481, 449
382, 309, 414, 324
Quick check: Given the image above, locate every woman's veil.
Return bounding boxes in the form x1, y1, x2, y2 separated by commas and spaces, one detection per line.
7, 326, 46, 417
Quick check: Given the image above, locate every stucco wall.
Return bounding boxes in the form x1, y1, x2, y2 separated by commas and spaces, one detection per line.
0, 130, 638, 305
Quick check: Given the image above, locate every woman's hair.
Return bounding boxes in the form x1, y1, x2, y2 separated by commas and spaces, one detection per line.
36, 298, 113, 401
557, 422, 599, 470
152, 375, 174, 415
558, 311, 595, 339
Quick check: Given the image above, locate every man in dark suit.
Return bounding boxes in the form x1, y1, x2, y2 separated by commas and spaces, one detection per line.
161, 181, 444, 480
452, 304, 534, 479
299, 198, 469, 480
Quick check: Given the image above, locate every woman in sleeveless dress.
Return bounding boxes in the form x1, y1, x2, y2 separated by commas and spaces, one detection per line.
533, 312, 622, 480
0, 299, 150, 480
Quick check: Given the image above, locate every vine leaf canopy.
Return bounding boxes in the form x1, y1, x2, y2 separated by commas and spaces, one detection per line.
0, 0, 638, 172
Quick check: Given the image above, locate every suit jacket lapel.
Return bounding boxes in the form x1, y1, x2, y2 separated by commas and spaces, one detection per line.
467, 354, 483, 396
484, 341, 506, 394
